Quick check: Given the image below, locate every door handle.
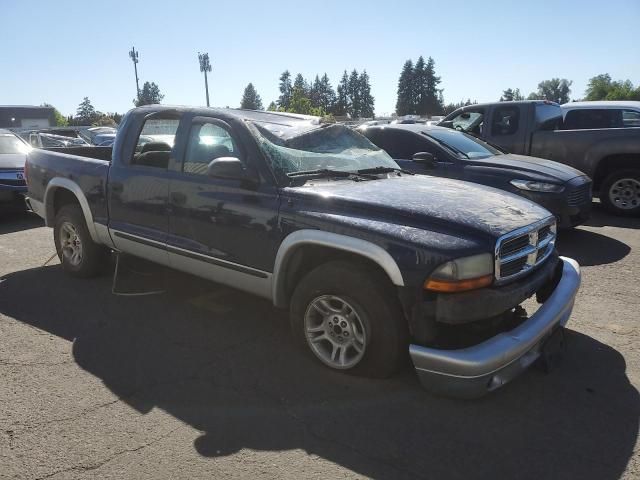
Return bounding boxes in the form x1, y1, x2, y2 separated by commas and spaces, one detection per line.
170, 192, 187, 205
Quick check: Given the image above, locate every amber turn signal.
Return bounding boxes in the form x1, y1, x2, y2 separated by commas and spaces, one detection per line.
424, 274, 493, 293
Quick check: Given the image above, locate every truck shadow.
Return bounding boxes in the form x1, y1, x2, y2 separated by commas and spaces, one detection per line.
0, 211, 44, 234
556, 228, 630, 266
585, 203, 640, 229
1, 265, 638, 480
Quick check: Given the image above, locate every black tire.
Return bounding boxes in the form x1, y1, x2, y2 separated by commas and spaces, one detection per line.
290, 260, 408, 378
600, 169, 640, 216
53, 204, 108, 277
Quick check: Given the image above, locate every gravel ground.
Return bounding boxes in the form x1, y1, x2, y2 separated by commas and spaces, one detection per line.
0, 206, 638, 480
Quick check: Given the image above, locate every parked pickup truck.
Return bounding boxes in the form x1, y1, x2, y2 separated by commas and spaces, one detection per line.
26, 106, 581, 398
438, 100, 640, 215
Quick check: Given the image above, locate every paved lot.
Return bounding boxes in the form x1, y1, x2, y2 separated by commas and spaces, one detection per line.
1, 206, 639, 480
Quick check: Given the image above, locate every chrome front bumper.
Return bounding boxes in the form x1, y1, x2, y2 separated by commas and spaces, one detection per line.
410, 257, 581, 399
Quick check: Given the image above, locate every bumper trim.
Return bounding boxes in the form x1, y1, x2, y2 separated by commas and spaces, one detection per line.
410, 257, 581, 398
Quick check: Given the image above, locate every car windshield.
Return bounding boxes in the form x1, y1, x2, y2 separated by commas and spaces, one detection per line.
422, 128, 501, 158
0, 134, 30, 154
248, 120, 398, 177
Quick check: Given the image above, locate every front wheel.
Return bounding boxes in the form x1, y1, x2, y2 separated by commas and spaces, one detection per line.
600, 169, 640, 216
290, 260, 408, 378
53, 204, 108, 277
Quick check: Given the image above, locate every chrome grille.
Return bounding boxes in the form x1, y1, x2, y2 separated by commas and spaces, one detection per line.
495, 218, 556, 283
567, 181, 592, 207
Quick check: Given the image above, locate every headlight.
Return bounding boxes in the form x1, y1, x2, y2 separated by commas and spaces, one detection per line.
510, 179, 564, 193
424, 253, 494, 293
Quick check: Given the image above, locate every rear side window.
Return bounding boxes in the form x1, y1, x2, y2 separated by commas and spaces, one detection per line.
491, 107, 520, 136
131, 117, 180, 168
183, 122, 241, 175
562, 109, 624, 129
622, 109, 640, 128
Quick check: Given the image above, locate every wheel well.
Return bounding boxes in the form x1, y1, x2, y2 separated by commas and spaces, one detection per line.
280, 245, 394, 307
50, 188, 81, 223
592, 154, 640, 191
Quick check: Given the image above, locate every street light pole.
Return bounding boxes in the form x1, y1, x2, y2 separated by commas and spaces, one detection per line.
129, 46, 140, 104
198, 52, 212, 107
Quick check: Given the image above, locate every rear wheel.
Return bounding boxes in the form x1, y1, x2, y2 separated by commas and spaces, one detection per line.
290, 260, 408, 378
54, 204, 108, 277
600, 169, 640, 216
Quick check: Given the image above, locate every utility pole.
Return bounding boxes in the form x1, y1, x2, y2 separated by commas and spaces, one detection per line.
198, 52, 212, 107
129, 46, 140, 104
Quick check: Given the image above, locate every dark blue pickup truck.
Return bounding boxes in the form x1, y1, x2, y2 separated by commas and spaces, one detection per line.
25, 106, 581, 398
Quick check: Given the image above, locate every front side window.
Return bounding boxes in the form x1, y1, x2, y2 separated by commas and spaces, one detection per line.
183, 122, 241, 175
491, 107, 520, 136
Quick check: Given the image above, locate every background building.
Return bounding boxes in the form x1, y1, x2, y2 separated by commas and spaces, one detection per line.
0, 105, 55, 128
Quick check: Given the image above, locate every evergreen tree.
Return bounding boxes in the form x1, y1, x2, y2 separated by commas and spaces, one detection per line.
395, 60, 414, 116
135, 81, 164, 106
76, 97, 97, 124
317, 73, 336, 113
267, 101, 278, 111
413, 56, 427, 115
359, 71, 375, 118
500, 88, 524, 101
423, 57, 442, 116
348, 69, 361, 118
293, 73, 308, 96
334, 70, 350, 116
277, 70, 292, 110
310, 75, 322, 108
240, 83, 264, 110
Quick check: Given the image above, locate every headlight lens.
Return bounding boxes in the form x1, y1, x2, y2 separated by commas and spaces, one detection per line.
510, 179, 564, 193
424, 253, 494, 292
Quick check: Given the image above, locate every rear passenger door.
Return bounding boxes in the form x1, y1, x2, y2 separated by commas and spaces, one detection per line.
108, 112, 183, 264
166, 115, 280, 297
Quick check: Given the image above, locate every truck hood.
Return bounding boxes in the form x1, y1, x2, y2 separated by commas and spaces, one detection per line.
284, 175, 552, 239
466, 153, 586, 182
0, 153, 26, 170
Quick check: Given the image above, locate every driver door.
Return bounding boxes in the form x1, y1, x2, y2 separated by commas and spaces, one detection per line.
166, 115, 280, 290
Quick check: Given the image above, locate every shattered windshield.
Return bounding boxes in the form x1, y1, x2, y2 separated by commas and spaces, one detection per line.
248, 120, 399, 178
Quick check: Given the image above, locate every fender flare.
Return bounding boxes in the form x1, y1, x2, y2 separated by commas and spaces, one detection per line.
272, 229, 405, 308
44, 178, 100, 243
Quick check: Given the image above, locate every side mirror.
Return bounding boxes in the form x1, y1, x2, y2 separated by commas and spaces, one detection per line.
207, 157, 246, 179
412, 152, 436, 168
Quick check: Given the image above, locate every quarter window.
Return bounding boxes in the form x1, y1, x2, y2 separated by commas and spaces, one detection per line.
184, 122, 241, 175
491, 107, 520, 136
622, 109, 640, 128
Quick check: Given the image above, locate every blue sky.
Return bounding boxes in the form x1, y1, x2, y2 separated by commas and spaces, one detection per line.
2, 0, 639, 117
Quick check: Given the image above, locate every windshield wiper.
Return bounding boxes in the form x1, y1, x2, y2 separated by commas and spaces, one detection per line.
422, 132, 469, 159
287, 168, 353, 178
356, 166, 415, 175
286, 168, 375, 183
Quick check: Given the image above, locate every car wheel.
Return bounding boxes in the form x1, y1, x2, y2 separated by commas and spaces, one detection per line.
290, 260, 408, 378
601, 169, 640, 216
53, 204, 108, 277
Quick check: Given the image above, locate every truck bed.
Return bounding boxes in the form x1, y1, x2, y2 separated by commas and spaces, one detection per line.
26, 147, 111, 225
